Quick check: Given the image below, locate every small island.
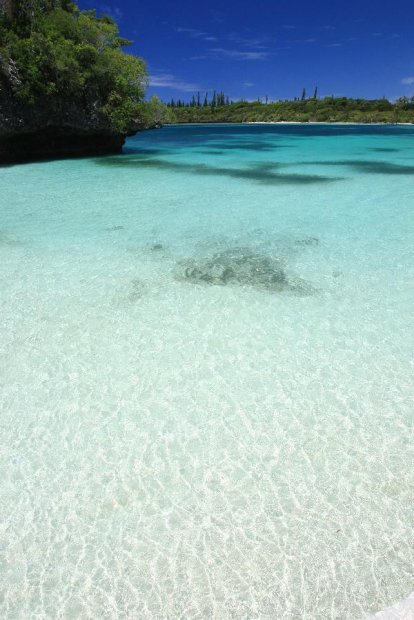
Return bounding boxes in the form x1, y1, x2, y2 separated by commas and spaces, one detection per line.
0, 0, 165, 162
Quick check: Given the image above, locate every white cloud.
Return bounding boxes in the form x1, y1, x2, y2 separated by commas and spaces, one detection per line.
150, 74, 200, 92
210, 47, 269, 60
176, 27, 217, 42
243, 81, 254, 87
227, 33, 268, 49
176, 27, 205, 37
401, 77, 414, 85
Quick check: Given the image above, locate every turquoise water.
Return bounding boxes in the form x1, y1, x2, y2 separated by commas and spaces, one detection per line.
1, 123, 414, 618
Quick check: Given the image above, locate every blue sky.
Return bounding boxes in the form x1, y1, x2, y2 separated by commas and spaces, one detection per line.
81, 0, 414, 102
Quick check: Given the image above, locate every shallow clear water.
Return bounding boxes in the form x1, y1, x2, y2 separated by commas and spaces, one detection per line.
1, 124, 414, 619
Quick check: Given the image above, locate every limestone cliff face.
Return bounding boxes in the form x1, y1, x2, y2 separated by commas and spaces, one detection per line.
0, 56, 139, 163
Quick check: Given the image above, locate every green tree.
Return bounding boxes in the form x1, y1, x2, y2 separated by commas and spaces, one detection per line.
0, 0, 163, 133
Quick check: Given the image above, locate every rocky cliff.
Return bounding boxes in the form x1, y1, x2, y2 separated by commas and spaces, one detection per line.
0, 58, 137, 163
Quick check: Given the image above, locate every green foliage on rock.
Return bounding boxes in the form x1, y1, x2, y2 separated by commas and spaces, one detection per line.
0, 0, 166, 134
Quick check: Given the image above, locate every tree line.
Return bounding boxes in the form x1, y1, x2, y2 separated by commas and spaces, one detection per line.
165, 95, 414, 124
167, 88, 322, 109
167, 91, 232, 108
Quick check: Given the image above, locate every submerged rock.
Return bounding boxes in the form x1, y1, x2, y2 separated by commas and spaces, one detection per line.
295, 236, 319, 247
176, 247, 314, 295
0, 229, 22, 246
105, 225, 124, 231
128, 278, 146, 302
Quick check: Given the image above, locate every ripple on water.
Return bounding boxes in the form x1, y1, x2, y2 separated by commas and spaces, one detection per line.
1, 123, 414, 619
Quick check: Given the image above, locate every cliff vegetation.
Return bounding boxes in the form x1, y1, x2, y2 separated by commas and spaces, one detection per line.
0, 0, 167, 161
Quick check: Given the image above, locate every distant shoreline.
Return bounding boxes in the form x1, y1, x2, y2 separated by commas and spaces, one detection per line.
167, 121, 414, 126
166, 97, 414, 125
246, 121, 414, 125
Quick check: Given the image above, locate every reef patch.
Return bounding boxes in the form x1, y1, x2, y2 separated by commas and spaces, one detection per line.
105, 225, 124, 231
150, 243, 164, 251
295, 236, 319, 247
369, 147, 400, 153
298, 159, 414, 175
175, 246, 314, 295
97, 156, 341, 185
0, 230, 22, 246
128, 278, 147, 302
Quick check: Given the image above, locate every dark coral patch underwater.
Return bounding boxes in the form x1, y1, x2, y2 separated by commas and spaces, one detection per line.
297, 159, 414, 175
204, 141, 295, 152
349, 160, 414, 174
175, 247, 315, 296
0, 230, 23, 246
97, 155, 342, 185
369, 147, 400, 153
